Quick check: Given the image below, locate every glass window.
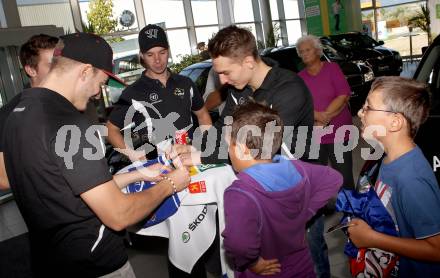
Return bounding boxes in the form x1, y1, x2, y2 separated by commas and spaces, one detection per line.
286, 20, 301, 45
195, 26, 219, 46
283, 0, 299, 19
167, 29, 191, 63
272, 22, 282, 47
233, 0, 254, 23
361, 9, 375, 38
16, 0, 75, 33
361, 0, 373, 9
79, 0, 138, 32
236, 23, 257, 38
380, 0, 422, 7
191, 0, 218, 25
269, 0, 279, 20
376, 2, 428, 56
143, 0, 186, 28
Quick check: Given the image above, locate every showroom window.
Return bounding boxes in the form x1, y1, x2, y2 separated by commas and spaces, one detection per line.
269, 0, 303, 46
191, 0, 219, 51
361, 0, 429, 57
142, 0, 191, 62
143, 0, 186, 28
79, 0, 139, 32
191, 0, 218, 26
16, 0, 75, 33
195, 26, 219, 47
233, 0, 257, 38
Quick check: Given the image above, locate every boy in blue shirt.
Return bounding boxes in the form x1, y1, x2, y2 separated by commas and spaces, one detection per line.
348, 76, 440, 277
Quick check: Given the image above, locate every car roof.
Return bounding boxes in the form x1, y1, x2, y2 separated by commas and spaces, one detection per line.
182, 60, 213, 70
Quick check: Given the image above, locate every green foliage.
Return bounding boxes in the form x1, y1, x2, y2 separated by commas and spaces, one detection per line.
265, 23, 278, 48
408, 5, 432, 44
81, 21, 95, 34
86, 0, 117, 36
169, 54, 203, 74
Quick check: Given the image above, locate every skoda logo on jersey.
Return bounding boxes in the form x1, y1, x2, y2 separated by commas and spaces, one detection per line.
182, 231, 190, 243
150, 93, 159, 102
173, 88, 185, 98
238, 97, 246, 105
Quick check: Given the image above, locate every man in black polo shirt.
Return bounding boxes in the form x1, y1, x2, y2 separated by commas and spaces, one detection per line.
106, 24, 212, 162
0, 34, 58, 190
2, 33, 190, 277
172, 25, 314, 165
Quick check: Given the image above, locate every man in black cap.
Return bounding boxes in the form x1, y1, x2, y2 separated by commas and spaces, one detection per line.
106, 24, 212, 162
2, 32, 190, 277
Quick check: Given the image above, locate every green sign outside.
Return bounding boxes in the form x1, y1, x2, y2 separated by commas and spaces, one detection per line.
436, 4, 440, 19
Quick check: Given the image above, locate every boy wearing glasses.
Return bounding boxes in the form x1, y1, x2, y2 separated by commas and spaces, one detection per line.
349, 76, 440, 277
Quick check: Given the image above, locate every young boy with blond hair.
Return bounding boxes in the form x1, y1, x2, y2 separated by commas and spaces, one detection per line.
349, 76, 440, 277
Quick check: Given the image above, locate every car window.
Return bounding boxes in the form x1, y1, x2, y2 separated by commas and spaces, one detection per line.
322, 44, 344, 60
415, 45, 440, 115
114, 54, 143, 75
332, 34, 377, 49
193, 68, 210, 95
264, 49, 304, 72
188, 68, 204, 82
180, 69, 193, 78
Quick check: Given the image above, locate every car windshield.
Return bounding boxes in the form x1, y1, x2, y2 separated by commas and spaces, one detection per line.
332, 34, 378, 48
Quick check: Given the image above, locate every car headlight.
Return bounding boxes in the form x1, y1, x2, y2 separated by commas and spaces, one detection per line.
394, 53, 401, 61
363, 70, 375, 82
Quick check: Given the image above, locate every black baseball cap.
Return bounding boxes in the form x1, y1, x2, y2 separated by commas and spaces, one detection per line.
138, 24, 169, 53
54, 32, 124, 84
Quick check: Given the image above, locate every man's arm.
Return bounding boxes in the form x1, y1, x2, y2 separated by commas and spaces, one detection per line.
106, 121, 145, 162
205, 90, 223, 111
193, 106, 212, 131
348, 218, 440, 262
0, 152, 9, 190
81, 167, 190, 231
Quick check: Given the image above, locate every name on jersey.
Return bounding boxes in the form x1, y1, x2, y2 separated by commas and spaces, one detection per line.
188, 205, 208, 231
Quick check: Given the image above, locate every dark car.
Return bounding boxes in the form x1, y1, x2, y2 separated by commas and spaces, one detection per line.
322, 32, 403, 77
410, 34, 440, 183
358, 35, 440, 185
180, 45, 375, 115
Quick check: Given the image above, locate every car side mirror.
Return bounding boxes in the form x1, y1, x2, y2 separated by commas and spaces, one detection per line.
378, 40, 384, 45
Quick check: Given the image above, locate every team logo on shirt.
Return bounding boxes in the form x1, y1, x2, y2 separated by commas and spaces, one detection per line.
150, 93, 159, 102
188, 181, 206, 194
182, 231, 190, 243
197, 164, 227, 172
238, 97, 246, 105
173, 88, 185, 98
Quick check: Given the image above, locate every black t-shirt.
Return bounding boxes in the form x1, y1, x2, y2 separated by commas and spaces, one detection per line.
201, 66, 315, 164
0, 93, 22, 152
108, 71, 204, 153
3, 88, 127, 277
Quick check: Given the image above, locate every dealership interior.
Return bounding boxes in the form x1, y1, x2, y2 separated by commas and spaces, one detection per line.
1, 0, 440, 277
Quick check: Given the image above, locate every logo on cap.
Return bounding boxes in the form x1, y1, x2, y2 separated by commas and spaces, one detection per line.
145, 28, 159, 39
